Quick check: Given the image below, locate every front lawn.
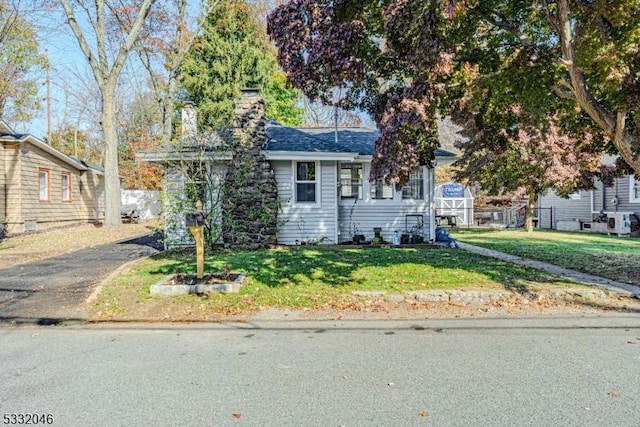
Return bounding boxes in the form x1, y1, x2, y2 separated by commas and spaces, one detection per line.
451, 229, 640, 285
91, 246, 579, 319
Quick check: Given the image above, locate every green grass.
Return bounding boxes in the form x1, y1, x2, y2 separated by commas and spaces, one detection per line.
92, 245, 580, 317
451, 228, 640, 285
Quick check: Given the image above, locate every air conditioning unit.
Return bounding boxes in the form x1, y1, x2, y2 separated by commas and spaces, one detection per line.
607, 212, 632, 235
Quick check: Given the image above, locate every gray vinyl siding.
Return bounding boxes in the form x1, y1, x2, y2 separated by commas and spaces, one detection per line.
540, 176, 640, 229
591, 177, 639, 213
611, 176, 640, 213
538, 189, 592, 228
273, 160, 338, 245
338, 165, 433, 243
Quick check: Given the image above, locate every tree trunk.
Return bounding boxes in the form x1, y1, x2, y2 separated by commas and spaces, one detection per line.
101, 80, 122, 227
161, 75, 178, 146
554, 0, 640, 175
524, 193, 536, 233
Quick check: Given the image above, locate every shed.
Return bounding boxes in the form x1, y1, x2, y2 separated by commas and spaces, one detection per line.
434, 182, 474, 226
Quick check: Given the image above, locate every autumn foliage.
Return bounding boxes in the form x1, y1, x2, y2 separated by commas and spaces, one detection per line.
268, 0, 640, 187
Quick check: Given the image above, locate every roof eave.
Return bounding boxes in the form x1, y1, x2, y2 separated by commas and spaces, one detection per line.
265, 151, 359, 161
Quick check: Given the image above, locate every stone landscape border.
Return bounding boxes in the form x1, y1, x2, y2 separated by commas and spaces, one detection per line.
150, 273, 246, 296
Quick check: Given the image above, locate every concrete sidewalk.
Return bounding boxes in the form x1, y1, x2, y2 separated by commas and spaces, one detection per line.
457, 242, 640, 297
0, 232, 162, 324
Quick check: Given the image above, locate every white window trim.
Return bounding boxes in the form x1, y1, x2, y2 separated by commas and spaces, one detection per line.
631, 176, 640, 203
339, 162, 363, 200
368, 178, 395, 201
292, 160, 321, 206
401, 167, 426, 201
38, 168, 50, 202
61, 171, 72, 202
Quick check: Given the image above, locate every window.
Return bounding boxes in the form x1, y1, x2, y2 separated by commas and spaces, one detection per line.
370, 178, 393, 200
340, 163, 362, 199
402, 168, 424, 199
39, 168, 50, 201
295, 161, 317, 202
61, 172, 72, 201
631, 176, 640, 202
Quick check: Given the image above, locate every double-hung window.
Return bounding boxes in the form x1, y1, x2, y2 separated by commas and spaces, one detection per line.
61, 171, 72, 201
370, 178, 393, 200
402, 168, 424, 200
340, 163, 362, 199
39, 168, 50, 201
631, 176, 640, 202
295, 161, 317, 203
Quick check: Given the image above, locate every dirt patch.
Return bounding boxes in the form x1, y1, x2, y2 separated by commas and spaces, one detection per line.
0, 221, 158, 269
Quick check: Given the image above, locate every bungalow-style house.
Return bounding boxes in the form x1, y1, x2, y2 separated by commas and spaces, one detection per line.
0, 119, 105, 236
140, 90, 456, 247
537, 169, 640, 236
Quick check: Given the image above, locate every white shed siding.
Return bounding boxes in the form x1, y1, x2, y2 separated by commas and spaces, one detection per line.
273, 160, 338, 245
162, 162, 227, 248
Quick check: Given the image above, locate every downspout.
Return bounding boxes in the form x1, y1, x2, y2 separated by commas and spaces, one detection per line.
335, 162, 340, 244
429, 166, 436, 242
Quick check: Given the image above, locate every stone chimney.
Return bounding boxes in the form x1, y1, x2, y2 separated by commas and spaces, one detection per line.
181, 101, 197, 138
222, 89, 279, 248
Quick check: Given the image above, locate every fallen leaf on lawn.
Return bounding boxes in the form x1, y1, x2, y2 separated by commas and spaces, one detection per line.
419, 411, 430, 417
608, 390, 619, 397
232, 413, 242, 419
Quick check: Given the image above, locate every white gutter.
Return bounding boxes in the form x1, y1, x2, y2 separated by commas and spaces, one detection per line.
265, 151, 358, 161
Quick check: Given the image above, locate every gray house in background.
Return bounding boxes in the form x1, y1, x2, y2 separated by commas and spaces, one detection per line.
1, 119, 105, 236
538, 169, 640, 235
141, 91, 457, 247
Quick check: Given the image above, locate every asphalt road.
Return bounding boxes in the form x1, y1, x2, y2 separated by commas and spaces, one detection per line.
0, 233, 161, 323
1, 315, 640, 426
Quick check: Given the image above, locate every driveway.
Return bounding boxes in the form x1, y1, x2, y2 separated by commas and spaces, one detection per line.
0, 233, 162, 324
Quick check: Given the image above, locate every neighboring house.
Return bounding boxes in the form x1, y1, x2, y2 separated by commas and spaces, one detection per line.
538, 172, 640, 234
0, 120, 105, 235
140, 90, 456, 247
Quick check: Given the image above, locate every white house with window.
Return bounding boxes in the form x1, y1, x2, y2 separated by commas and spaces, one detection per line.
264, 126, 456, 245
140, 91, 457, 247
538, 171, 640, 234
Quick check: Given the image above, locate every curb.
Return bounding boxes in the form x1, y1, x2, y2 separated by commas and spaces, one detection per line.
352, 288, 614, 304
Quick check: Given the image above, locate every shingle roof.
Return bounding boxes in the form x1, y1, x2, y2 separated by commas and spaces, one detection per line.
265, 126, 377, 155
0, 130, 104, 174
264, 125, 456, 157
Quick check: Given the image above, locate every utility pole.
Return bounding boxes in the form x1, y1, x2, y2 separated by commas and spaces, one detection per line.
45, 48, 52, 144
